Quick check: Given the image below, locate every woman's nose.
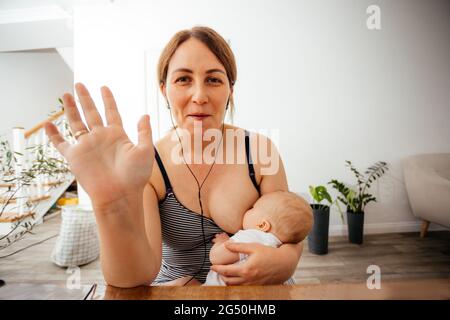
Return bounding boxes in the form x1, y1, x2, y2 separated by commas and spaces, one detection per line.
191, 84, 208, 105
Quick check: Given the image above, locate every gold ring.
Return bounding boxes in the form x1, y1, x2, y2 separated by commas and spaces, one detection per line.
74, 129, 89, 139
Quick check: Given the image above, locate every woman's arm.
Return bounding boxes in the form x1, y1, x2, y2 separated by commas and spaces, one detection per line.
211, 241, 303, 285
143, 181, 163, 274
95, 185, 161, 288
45, 83, 161, 288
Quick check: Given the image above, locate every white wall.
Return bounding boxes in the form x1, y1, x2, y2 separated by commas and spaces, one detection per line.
0, 49, 73, 136
73, 0, 450, 234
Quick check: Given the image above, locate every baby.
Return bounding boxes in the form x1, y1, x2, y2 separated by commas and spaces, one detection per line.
204, 190, 313, 286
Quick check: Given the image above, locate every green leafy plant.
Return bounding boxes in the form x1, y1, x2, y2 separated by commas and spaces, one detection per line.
0, 140, 14, 177
328, 160, 388, 214
309, 184, 344, 222
309, 185, 332, 209
0, 139, 70, 249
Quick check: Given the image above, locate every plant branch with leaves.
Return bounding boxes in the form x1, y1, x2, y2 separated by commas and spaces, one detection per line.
328, 160, 388, 214
0, 105, 71, 249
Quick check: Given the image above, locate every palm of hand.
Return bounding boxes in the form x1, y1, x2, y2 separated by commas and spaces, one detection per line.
68, 126, 153, 205
45, 83, 154, 208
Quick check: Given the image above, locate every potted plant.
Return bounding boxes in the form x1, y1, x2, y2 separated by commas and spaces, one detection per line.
328, 160, 388, 245
307, 185, 334, 255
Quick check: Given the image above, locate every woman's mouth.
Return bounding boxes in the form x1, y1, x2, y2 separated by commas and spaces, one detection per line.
188, 114, 210, 120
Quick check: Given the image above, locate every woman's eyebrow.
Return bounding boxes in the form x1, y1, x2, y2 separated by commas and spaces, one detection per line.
172, 68, 193, 74
171, 68, 226, 75
205, 68, 226, 75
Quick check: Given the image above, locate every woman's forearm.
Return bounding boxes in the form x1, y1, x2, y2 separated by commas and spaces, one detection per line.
93, 194, 160, 288
274, 242, 303, 282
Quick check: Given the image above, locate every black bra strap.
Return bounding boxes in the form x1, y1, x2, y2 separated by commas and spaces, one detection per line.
154, 148, 173, 193
245, 131, 261, 195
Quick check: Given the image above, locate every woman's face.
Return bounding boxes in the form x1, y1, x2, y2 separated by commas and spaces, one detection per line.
162, 38, 232, 134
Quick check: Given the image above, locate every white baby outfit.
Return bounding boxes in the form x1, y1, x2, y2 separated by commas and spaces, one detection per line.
204, 229, 282, 286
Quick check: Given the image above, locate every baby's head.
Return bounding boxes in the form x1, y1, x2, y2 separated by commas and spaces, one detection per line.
242, 191, 313, 244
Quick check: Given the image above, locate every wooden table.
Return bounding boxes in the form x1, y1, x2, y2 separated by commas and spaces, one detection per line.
1, 278, 448, 300
96, 278, 450, 300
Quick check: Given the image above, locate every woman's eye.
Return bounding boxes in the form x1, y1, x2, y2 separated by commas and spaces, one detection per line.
175, 76, 190, 83
207, 77, 222, 84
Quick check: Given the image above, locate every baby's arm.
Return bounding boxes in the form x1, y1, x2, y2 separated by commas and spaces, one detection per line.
209, 233, 240, 265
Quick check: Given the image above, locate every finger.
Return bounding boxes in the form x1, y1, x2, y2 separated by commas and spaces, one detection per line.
224, 242, 255, 254
62, 93, 88, 134
220, 276, 245, 286
75, 83, 104, 129
137, 115, 152, 150
101, 86, 123, 126
211, 264, 242, 277
44, 122, 69, 155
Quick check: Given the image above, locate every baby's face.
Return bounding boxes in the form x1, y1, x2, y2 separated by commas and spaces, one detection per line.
242, 195, 277, 230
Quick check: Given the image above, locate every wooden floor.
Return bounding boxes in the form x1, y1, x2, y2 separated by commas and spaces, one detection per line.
0, 211, 449, 287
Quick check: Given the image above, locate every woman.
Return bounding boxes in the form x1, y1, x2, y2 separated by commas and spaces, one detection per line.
45, 26, 304, 288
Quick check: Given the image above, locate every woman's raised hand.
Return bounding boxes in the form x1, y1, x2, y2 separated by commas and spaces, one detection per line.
45, 83, 154, 209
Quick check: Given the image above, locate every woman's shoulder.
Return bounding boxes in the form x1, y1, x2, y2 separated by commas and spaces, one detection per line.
223, 125, 275, 142
154, 131, 172, 151
154, 130, 181, 157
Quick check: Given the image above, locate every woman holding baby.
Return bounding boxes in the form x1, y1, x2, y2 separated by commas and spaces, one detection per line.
45, 26, 311, 287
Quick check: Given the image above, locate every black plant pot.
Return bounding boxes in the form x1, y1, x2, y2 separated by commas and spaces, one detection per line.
307, 204, 330, 255
347, 210, 364, 244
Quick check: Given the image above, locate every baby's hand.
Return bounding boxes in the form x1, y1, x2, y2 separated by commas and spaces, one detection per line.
212, 232, 230, 244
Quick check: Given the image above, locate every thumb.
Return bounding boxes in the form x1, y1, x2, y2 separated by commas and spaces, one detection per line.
225, 242, 255, 254
137, 114, 152, 149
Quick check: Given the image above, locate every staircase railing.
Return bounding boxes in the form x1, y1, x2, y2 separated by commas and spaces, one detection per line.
0, 108, 74, 245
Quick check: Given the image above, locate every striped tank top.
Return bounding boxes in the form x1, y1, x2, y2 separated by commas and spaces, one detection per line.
152, 132, 260, 284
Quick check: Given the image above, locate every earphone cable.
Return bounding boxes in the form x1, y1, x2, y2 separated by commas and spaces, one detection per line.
167, 104, 226, 286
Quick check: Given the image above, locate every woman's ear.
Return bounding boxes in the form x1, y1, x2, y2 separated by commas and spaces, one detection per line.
160, 83, 169, 107
226, 88, 233, 110
257, 219, 271, 232
160, 82, 168, 99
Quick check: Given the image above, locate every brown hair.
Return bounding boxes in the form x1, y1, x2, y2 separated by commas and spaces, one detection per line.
269, 191, 314, 244
157, 26, 237, 113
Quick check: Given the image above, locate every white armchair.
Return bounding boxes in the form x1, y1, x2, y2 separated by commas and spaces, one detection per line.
403, 153, 450, 237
